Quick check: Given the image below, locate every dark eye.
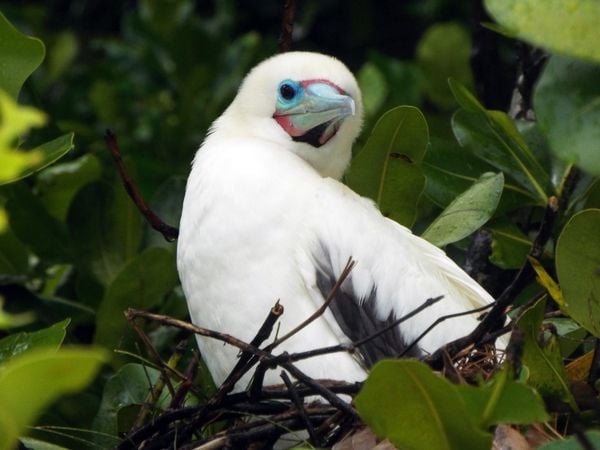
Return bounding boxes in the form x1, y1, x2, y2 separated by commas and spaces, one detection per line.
279, 82, 297, 100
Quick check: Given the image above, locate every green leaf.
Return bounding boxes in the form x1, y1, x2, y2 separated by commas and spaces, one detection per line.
539, 431, 600, 450
0, 348, 107, 450
455, 367, 549, 428
3, 183, 72, 263
0, 228, 29, 276
356, 360, 492, 450
534, 56, 600, 177
0, 91, 46, 184
346, 106, 428, 227
556, 209, 600, 337
449, 82, 554, 204
68, 180, 143, 285
0, 11, 45, 99
422, 138, 537, 214
37, 153, 102, 221
487, 218, 531, 269
47, 31, 78, 83
517, 298, 577, 408
422, 172, 503, 248
0, 319, 70, 363
8, 133, 75, 184
416, 22, 474, 110
19, 437, 69, 450
94, 247, 178, 351
357, 62, 388, 118
485, 0, 600, 64
92, 363, 162, 447
545, 318, 588, 358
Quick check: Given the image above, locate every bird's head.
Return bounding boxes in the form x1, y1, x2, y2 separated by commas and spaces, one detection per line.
216, 52, 363, 179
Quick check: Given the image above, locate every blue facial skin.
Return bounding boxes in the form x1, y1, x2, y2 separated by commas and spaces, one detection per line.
274, 79, 355, 135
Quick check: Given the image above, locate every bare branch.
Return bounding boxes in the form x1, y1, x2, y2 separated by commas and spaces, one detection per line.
278, 0, 297, 53
104, 130, 179, 242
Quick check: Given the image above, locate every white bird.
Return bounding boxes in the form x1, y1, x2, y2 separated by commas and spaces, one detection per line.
177, 51, 497, 388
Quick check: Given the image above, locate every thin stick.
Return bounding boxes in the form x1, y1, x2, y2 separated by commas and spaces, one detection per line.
104, 130, 179, 242
281, 370, 319, 446
266, 258, 355, 351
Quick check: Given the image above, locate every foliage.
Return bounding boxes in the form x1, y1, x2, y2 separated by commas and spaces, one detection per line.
0, 0, 599, 449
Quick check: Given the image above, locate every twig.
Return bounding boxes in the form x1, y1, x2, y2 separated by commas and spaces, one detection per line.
409, 303, 494, 358
104, 130, 179, 242
221, 301, 284, 388
266, 258, 355, 351
425, 196, 560, 368
169, 350, 200, 409
280, 360, 358, 418
278, 0, 297, 53
281, 370, 319, 446
127, 312, 178, 397
125, 309, 263, 357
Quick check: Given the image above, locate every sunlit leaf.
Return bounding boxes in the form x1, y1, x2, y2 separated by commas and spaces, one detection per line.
0, 348, 107, 450
346, 106, 428, 227
0, 318, 69, 363
485, 0, 600, 64
422, 172, 503, 247
556, 209, 600, 337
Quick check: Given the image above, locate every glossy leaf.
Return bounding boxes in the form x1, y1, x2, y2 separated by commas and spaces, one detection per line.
0, 11, 45, 99
423, 138, 537, 214
450, 82, 553, 204
37, 153, 102, 221
0, 348, 107, 450
416, 22, 474, 110
356, 360, 492, 450
346, 106, 428, 227
94, 247, 178, 351
517, 299, 577, 408
9, 133, 75, 184
485, 0, 600, 64
556, 209, 600, 337
422, 172, 503, 247
534, 56, 600, 177
0, 319, 69, 363
455, 367, 549, 428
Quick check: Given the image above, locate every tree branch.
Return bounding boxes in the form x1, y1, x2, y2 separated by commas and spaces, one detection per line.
278, 0, 297, 53
104, 130, 179, 242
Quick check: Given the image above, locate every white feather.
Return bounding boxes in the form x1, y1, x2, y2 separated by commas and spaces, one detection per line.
177, 52, 497, 388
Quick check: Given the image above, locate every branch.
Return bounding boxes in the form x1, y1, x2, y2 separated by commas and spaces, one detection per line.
278, 0, 297, 53
104, 130, 179, 242
266, 258, 355, 351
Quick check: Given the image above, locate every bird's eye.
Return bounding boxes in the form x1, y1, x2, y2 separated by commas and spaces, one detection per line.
279, 82, 298, 101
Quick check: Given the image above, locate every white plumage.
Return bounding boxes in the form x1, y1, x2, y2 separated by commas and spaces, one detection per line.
177, 52, 497, 388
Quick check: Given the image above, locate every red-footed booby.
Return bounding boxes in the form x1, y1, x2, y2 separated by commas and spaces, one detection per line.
177, 52, 498, 388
